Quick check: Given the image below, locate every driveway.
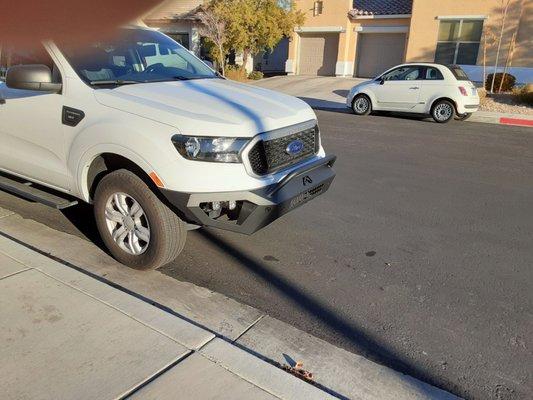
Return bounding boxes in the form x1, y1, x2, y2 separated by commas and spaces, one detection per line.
1, 111, 531, 400
251, 75, 366, 109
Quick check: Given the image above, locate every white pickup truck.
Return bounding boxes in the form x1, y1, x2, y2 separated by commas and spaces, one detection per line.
0, 27, 336, 269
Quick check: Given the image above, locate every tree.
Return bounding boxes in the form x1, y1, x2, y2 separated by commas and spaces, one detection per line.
198, 3, 227, 76
481, 26, 497, 89
490, 0, 512, 93
202, 0, 305, 69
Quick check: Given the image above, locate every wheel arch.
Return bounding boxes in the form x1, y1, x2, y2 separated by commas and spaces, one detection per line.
352, 91, 375, 109
79, 148, 160, 203
429, 96, 458, 114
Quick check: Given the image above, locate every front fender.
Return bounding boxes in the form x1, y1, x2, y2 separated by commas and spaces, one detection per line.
67, 119, 178, 202
352, 88, 378, 109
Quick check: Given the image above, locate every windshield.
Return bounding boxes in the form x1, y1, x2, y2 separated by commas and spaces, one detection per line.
60, 28, 217, 85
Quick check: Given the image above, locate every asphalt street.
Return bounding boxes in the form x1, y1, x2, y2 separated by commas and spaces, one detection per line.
1, 111, 532, 400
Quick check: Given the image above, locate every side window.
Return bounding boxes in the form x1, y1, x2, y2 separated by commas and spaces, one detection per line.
382, 67, 407, 81
0, 44, 61, 83
382, 66, 423, 81
425, 67, 444, 80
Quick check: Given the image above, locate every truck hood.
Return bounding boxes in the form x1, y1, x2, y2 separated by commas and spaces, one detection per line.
94, 78, 316, 137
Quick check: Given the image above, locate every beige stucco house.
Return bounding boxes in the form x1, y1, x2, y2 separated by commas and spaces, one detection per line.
143, 0, 204, 55
287, 0, 532, 82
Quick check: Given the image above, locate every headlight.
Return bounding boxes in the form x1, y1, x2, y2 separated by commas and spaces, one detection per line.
172, 135, 249, 163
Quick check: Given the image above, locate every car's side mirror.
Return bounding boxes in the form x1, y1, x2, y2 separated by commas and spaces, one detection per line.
379, 78, 385, 85
6, 64, 62, 92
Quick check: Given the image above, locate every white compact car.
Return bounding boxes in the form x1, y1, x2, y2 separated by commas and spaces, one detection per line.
346, 63, 479, 123
0, 27, 336, 269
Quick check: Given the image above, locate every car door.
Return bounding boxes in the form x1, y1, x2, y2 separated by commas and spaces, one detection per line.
373, 66, 424, 110
0, 44, 71, 190
418, 66, 446, 113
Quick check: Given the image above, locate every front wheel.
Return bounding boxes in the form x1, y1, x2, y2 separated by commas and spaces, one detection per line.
431, 100, 455, 123
455, 112, 472, 121
94, 169, 187, 270
351, 94, 372, 116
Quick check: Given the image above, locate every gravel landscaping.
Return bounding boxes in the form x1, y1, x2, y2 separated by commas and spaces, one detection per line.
479, 91, 533, 115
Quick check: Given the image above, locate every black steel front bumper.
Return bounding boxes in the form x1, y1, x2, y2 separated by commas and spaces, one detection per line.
160, 155, 336, 234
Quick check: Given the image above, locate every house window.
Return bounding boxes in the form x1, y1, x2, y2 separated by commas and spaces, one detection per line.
435, 19, 483, 65
168, 33, 190, 50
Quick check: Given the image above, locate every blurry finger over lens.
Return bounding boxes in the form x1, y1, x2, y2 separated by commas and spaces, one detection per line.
0, 0, 161, 45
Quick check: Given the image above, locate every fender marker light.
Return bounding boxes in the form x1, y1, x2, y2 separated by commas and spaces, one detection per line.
149, 172, 164, 188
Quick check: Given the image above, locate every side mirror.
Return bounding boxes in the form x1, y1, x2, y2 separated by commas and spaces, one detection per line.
379, 78, 385, 85
6, 64, 62, 92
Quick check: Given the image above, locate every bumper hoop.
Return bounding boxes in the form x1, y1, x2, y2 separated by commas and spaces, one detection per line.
160, 155, 337, 235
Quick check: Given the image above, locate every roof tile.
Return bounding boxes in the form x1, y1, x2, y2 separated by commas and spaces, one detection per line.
349, 0, 412, 17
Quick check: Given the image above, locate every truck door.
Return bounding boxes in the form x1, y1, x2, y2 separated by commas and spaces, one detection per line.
0, 44, 70, 190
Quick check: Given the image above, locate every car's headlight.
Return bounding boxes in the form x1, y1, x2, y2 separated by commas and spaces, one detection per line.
172, 135, 249, 163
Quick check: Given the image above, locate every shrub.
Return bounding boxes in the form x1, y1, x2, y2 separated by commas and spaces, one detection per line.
513, 86, 533, 106
248, 71, 264, 80
225, 65, 248, 82
485, 73, 516, 92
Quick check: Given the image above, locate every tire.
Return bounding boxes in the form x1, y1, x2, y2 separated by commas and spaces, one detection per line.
431, 99, 455, 123
351, 94, 372, 116
94, 169, 186, 270
455, 112, 472, 121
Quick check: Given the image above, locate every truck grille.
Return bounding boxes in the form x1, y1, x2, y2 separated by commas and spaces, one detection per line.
248, 126, 319, 175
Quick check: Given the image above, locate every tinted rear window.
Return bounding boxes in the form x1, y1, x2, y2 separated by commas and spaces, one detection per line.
448, 66, 469, 80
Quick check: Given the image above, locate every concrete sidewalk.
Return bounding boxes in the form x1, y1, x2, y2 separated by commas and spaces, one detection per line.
0, 234, 330, 400
0, 205, 459, 400
251, 76, 533, 127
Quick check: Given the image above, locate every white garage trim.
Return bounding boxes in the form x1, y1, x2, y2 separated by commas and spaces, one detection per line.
354, 25, 409, 33
335, 61, 354, 77
285, 59, 295, 75
295, 26, 346, 33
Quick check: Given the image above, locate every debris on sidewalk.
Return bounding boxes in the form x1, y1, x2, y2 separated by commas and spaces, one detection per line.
283, 361, 315, 384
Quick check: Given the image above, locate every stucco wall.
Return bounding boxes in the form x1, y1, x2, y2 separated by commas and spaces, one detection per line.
288, 1, 411, 76
406, 0, 531, 68
287, 0, 352, 73
350, 17, 411, 64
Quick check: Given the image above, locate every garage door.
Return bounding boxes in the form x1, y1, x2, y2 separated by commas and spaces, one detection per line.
298, 33, 339, 76
356, 33, 406, 78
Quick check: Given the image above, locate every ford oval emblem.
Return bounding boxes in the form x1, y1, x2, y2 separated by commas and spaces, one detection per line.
286, 140, 304, 156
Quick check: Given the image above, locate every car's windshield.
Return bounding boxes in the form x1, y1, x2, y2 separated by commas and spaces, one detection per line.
60, 28, 217, 86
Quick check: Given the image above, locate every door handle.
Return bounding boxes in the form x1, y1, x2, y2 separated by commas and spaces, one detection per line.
409, 87, 419, 90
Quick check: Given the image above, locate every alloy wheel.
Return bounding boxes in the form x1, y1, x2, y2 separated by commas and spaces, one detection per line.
433, 103, 453, 122
353, 97, 369, 113
104, 192, 150, 255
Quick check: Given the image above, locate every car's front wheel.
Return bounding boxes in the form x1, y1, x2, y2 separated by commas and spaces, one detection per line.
431, 100, 455, 123
94, 169, 187, 270
352, 94, 372, 116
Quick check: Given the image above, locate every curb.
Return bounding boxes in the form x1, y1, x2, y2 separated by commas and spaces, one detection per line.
0, 205, 460, 400
499, 117, 533, 127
